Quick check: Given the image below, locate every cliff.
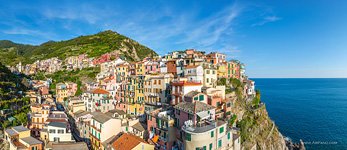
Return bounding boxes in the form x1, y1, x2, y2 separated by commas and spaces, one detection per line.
231, 90, 305, 150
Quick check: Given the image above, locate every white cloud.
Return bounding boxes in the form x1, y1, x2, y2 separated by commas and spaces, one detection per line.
252, 15, 281, 27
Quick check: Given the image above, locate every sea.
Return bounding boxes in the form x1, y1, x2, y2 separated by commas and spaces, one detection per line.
253, 78, 347, 150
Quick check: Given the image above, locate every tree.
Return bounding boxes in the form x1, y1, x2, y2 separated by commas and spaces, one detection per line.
2, 120, 11, 129
229, 114, 237, 127
252, 97, 260, 108
217, 78, 227, 86
256, 89, 261, 100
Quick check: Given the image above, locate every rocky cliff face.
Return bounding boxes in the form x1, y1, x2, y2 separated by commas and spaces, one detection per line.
231, 92, 304, 150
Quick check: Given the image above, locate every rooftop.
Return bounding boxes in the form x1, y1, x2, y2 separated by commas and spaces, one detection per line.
46, 142, 88, 150
132, 122, 146, 132
182, 120, 226, 134
112, 133, 148, 150
91, 88, 110, 94
91, 111, 112, 123
184, 90, 203, 98
20, 136, 43, 145
174, 101, 215, 114
5, 129, 18, 136
12, 125, 30, 133
48, 122, 68, 128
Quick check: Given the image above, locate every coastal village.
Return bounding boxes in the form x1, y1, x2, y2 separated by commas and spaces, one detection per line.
0, 49, 257, 150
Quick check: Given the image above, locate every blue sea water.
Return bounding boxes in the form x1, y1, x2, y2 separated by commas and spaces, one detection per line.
253, 78, 347, 150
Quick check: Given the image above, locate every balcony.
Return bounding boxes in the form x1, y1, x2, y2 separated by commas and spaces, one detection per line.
182, 120, 222, 134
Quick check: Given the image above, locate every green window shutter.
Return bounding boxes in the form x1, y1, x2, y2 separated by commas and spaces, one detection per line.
199, 95, 204, 101
228, 132, 230, 140
194, 97, 198, 100
209, 143, 213, 150
126, 126, 128, 131
218, 139, 222, 148
211, 131, 214, 137
196, 148, 199, 150
203, 146, 206, 150
219, 127, 224, 133
186, 133, 191, 141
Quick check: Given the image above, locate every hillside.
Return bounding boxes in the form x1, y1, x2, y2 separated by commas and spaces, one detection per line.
0, 30, 157, 65
0, 62, 30, 129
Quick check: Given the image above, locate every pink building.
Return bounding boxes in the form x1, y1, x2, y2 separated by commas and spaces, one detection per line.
39, 86, 49, 96
66, 82, 78, 96
147, 108, 177, 150
92, 53, 111, 65
144, 61, 160, 74
173, 101, 215, 140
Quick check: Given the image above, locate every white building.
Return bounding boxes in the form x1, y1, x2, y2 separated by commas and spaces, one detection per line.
184, 65, 203, 83
47, 122, 74, 142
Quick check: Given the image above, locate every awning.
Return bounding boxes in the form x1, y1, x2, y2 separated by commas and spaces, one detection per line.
152, 135, 159, 143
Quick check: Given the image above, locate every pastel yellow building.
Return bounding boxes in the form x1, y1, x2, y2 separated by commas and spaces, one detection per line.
56, 83, 68, 103
217, 63, 228, 78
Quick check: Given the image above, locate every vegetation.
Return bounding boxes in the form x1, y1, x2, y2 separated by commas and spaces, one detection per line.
34, 67, 100, 95
0, 62, 30, 129
0, 30, 157, 66
217, 78, 227, 86
229, 114, 237, 126
252, 89, 261, 107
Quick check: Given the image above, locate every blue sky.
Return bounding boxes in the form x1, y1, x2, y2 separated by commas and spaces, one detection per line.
0, 0, 346, 78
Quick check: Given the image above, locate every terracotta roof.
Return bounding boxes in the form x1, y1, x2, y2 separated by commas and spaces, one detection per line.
171, 81, 202, 86
112, 133, 148, 150
92, 88, 109, 94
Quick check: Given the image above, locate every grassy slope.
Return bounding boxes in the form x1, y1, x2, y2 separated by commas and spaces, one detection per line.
0, 30, 157, 66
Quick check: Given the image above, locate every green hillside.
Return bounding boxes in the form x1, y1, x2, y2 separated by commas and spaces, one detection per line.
0, 30, 157, 66
0, 62, 30, 129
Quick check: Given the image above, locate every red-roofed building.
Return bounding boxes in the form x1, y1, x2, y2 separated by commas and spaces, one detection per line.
112, 133, 154, 150
171, 80, 202, 105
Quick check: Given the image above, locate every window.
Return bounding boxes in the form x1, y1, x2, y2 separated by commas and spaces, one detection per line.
228, 132, 231, 140
49, 129, 55, 133
199, 95, 204, 101
219, 127, 224, 133
57, 129, 64, 134
185, 133, 191, 141
194, 97, 198, 101
218, 139, 222, 148
209, 143, 213, 150
211, 131, 214, 137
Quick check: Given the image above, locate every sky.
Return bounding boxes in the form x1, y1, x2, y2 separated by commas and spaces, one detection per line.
0, 0, 347, 78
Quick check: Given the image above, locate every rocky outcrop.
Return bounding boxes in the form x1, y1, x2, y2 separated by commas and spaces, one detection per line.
232, 93, 305, 150
286, 139, 306, 150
